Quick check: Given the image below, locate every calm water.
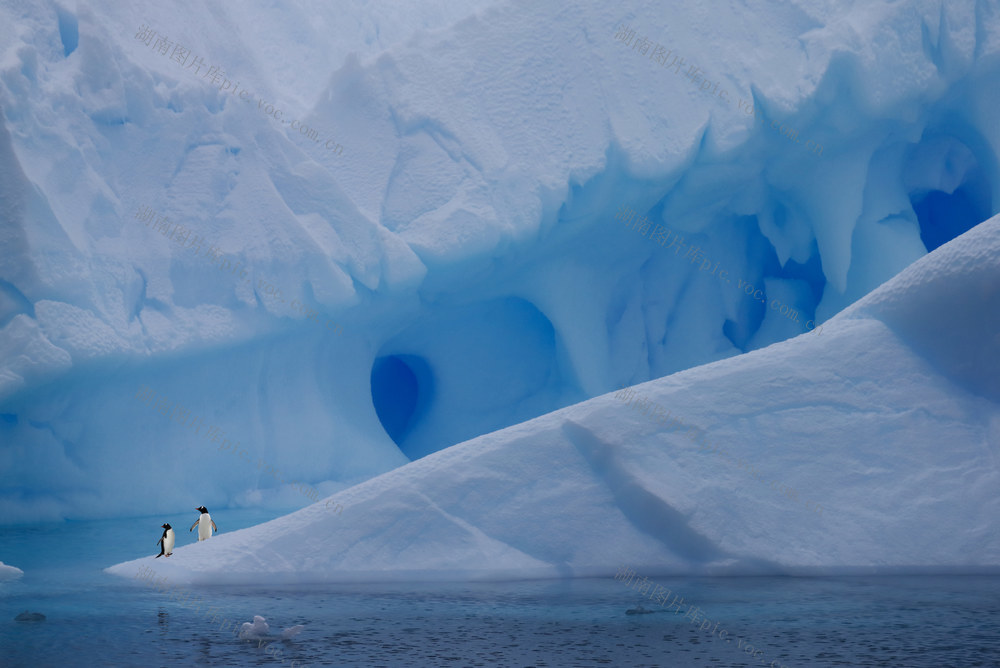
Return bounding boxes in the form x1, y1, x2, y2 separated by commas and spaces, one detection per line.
2, 512, 999, 667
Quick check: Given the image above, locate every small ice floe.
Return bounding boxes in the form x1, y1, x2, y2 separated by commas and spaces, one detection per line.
625, 604, 662, 615
0, 560, 24, 581
239, 615, 270, 639
280, 624, 305, 639
238, 615, 304, 640
15, 611, 46, 622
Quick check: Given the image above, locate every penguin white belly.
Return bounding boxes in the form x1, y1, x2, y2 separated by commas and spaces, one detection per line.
198, 514, 212, 541
164, 529, 175, 555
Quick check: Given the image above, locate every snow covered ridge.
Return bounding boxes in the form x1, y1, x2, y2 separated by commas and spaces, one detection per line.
615, 566, 791, 668
613, 387, 822, 516
132, 22, 344, 157
612, 24, 822, 157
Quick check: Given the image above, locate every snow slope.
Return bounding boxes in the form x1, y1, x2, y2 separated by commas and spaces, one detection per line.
107, 216, 1000, 582
2, 0, 999, 523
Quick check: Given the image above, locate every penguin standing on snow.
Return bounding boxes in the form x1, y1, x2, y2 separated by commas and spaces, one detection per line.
156, 523, 174, 558
190, 506, 217, 541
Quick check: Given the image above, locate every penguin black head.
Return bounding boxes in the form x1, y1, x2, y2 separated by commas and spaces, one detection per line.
161, 523, 171, 530
196, 506, 208, 514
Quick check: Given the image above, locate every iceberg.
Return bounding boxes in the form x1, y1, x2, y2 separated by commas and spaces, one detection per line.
1, 0, 998, 566
106, 215, 1000, 582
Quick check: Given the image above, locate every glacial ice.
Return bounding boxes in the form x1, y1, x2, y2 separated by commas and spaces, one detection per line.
1, 0, 999, 586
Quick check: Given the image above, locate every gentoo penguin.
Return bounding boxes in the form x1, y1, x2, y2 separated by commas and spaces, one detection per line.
156, 523, 174, 558
189, 506, 217, 541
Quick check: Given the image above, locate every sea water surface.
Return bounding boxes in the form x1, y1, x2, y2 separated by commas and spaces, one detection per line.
2, 510, 999, 667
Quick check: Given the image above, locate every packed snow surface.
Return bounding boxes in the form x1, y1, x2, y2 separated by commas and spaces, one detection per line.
107, 216, 1000, 582
2, 0, 999, 534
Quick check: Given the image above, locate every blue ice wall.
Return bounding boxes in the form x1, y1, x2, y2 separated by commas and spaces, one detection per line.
1, 0, 998, 521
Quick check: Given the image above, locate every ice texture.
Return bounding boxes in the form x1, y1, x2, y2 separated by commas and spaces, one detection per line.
2, 0, 999, 528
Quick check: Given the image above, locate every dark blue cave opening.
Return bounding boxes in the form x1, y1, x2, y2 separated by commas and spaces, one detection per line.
370, 354, 433, 459
721, 217, 827, 351
911, 184, 991, 252
776, 241, 827, 305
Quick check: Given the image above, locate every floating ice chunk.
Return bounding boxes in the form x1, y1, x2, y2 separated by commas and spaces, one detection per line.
238, 615, 304, 640
0, 561, 24, 581
280, 624, 305, 639
238, 615, 270, 640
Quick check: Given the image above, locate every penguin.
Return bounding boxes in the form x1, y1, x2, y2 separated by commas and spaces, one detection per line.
189, 506, 217, 541
156, 523, 174, 558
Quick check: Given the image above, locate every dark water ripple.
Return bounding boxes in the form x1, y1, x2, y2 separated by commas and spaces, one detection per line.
2, 514, 998, 667
4, 575, 999, 667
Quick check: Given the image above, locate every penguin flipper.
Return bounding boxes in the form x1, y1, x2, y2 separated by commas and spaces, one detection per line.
211, 520, 218, 533
189, 520, 199, 532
